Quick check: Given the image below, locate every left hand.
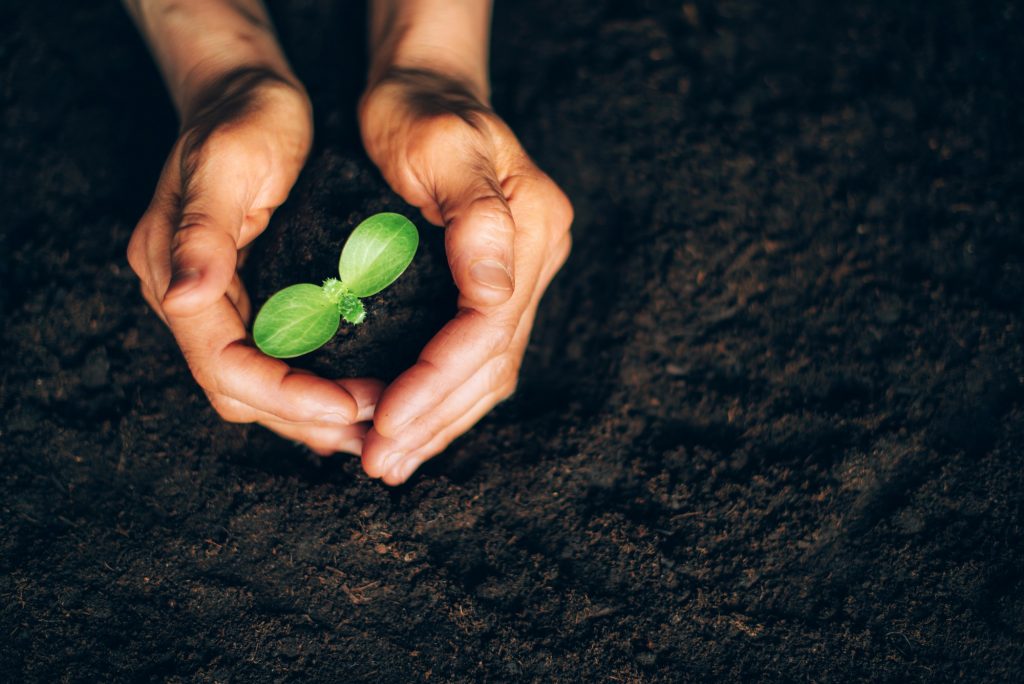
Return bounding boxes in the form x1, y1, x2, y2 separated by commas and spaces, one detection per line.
358, 68, 573, 485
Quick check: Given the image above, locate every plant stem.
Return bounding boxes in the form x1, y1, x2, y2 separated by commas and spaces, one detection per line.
321, 278, 348, 302
338, 292, 366, 325
322, 278, 366, 324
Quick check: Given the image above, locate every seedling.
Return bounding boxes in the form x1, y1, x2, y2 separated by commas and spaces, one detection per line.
253, 212, 419, 358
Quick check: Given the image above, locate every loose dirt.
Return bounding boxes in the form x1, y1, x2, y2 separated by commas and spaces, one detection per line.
2, 1, 1022, 681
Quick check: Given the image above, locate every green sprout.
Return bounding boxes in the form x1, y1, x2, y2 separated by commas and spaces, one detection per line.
253, 212, 419, 358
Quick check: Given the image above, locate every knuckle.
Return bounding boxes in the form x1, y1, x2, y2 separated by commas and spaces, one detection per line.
482, 318, 517, 356
499, 380, 519, 402
126, 230, 147, 277
306, 437, 338, 455
185, 355, 221, 399
554, 232, 573, 267
175, 216, 213, 238
459, 309, 516, 355
489, 355, 520, 394
553, 189, 575, 230
207, 393, 249, 424
169, 222, 227, 260
138, 283, 159, 310
464, 192, 514, 228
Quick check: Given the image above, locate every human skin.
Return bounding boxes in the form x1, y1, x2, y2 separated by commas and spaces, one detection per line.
123, 0, 380, 455
359, 0, 573, 484
124, 0, 572, 483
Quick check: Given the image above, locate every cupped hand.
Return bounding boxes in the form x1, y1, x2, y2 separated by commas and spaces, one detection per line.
358, 68, 573, 485
127, 68, 382, 455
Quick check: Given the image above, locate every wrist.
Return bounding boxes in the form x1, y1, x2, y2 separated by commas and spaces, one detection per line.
177, 52, 303, 123
125, 0, 301, 119
369, 49, 489, 106
180, 66, 313, 144
367, 0, 492, 101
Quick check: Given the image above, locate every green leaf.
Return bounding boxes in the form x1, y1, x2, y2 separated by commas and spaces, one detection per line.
253, 283, 341, 358
338, 212, 419, 297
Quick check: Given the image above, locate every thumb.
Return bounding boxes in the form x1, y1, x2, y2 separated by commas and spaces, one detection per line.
439, 168, 517, 307
161, 182, 246, 318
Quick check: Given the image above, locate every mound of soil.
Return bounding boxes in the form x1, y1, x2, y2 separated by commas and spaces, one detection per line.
246, 151, 456, 381
2, 0, 1022, 681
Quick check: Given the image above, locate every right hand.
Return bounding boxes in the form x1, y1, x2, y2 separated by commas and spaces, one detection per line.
127, 69, 382, 455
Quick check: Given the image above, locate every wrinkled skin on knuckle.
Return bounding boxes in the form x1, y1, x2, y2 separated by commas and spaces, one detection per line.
126, 230, 148, 279
168, 225, 201, 265
489, 354, 520, 396
536, 183, 573, 270
206, 392, 250, 424
461, 188, 513, 227
137, 282, 162, 314
174, 213, 213, 236
178, 346, 228, 402
189, 366, 218, 399
478, 314, 518, 358
127, 231, 171, 319
305, 436, 338, 456
499, 379, 519, 402
552, 187, 575, 232
553, 231, 573, 270
169, 223, 235, 267
444, 203, 514, 277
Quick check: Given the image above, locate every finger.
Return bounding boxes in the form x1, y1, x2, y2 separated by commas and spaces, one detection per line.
225, 272, 251, 322
137, 282, 169, 326
260, 418, 370, 456
207, 379, 379, 428
367, 181, 569, 478
128, 156, 180, 311
371, 308, 518, 438
371, 198, 552, 438
361, 429, 404, 479
334, 378, 386, 422
379, 386, 508, 486
366, 295, 538, 475
438, 162, 518, 307
161, 165, 247, 317
362, 352, 517, 481
166, 297, 359, 424
131, 142, 243, 319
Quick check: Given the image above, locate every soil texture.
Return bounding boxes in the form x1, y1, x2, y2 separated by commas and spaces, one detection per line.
2, 0, 1023, 681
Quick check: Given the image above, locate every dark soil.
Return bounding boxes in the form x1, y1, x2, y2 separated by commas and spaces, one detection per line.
247, 151, 457, 381
3, 1, 1023, 681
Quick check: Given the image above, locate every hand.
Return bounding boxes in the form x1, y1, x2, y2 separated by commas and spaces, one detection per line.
127, 69, 381, 455
358, 68, 573, 484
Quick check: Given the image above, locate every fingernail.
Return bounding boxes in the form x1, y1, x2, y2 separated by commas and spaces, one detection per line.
470, 259, 513, 292
316, 412, 351, 425
168, 268, 201, 293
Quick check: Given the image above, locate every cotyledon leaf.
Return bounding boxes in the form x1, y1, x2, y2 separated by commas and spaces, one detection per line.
338, 212, 419, 297
253, 283, 341, 358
